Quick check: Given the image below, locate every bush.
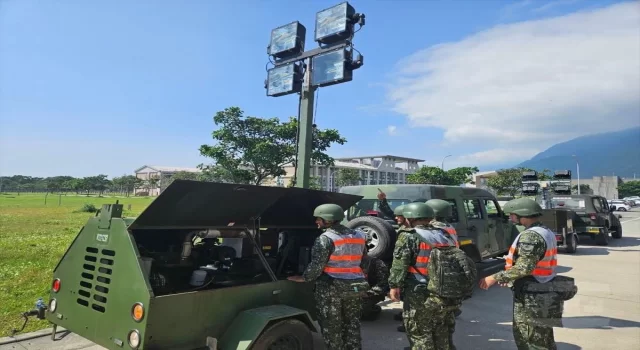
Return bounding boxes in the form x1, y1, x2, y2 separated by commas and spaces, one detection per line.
78, 203, 97, 213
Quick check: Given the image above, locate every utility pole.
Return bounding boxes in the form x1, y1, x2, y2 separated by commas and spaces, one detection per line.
264, 2, 366, 189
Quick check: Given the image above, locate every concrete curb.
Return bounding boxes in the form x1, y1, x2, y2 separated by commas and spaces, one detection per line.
0, 327, 68, 345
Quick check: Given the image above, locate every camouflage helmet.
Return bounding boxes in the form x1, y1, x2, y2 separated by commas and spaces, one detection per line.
502, 198, 543, 217
425, 199, 453, 218
402, 202, 434, 219
393, 205, 406, 216
313, 203, 345, 221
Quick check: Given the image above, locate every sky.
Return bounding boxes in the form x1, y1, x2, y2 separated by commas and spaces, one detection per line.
1, 0, 639, 178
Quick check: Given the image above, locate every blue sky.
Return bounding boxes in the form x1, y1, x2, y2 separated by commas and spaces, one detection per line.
1, 0, 638, 178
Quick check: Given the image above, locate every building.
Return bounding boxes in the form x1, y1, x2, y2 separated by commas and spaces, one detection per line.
263, 155, 424, 191
467, 170, 623, 199
134, 165, 201, 196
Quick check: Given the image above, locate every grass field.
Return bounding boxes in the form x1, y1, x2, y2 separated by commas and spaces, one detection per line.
0, 193, 154, 337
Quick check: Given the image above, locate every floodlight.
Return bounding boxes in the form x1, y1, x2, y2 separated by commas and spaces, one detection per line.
266, 62, 302, 97
315, 2, 357, 45
268, 21, 306, 59
311, 48, 353, 87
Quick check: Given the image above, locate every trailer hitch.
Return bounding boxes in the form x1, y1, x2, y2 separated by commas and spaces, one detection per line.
11, 298, 47, 336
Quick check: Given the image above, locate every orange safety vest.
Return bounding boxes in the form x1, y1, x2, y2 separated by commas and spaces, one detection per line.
505, 226, 558, 282
432, 220, 460, 248
408, 227, 458, 283
322, 230, 366, 279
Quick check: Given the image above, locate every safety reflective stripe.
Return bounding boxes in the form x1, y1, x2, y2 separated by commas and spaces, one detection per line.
333, 238, 366, 245
322, 230, 366, 279
505, 235, 558, 278
323, 267, 363, 273
329, 255, 362, 261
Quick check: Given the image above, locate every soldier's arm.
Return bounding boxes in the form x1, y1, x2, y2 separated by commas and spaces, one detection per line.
302, 235, 333, 282
492, 231, 547, 284
378, 198, 395, 219
374, 259, 390, 291
387, 234, 413, 289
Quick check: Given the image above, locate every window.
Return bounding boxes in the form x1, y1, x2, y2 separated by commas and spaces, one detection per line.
483, 199, 501, 218
463, 199, 483, 220
550, 198, 585, 210
347, 199, 410, 220
443, 199, 460, 223
592, 198, 603, 212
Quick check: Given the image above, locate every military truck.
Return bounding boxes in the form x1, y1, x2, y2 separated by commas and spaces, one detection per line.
18, 181, 364, 350
548, 193, 623, 245
338, 184, 520, 263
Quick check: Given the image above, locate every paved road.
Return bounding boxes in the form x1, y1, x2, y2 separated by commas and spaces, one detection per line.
2, 209, 639, 350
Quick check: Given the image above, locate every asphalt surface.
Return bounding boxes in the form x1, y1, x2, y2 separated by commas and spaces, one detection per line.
2, 209, 639, 350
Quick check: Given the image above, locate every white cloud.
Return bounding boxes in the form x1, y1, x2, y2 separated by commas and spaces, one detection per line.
387, 2, 640, 165
387, 125, 398, 136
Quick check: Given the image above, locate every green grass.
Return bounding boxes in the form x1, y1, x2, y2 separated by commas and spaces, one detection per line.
0, 193, 154, 337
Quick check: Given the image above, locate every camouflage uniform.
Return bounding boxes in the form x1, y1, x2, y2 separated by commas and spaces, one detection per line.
492, 222, 557, 350
303, 224, 369, 350
360, 255, 390, 321
378, 198, 395, 219
388, 223, 456, 350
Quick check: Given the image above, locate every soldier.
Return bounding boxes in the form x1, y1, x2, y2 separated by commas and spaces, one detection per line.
287, 203, 370, 350
479, 198, 561, 350
360, 254, 390, 321
388, 202, 463, 349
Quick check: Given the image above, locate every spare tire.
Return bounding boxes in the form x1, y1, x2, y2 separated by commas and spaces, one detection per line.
345, 216, 397, 259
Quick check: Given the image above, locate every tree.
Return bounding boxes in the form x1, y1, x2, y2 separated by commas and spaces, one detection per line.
335, 168, 362, 187
287, 176, 322, 190
618, 180, 640, 198
198, 107, 346, 185
572, 184, 592, 194
162, 171, 200, 190
487, 167, 527, 197
406, 166, 479, 185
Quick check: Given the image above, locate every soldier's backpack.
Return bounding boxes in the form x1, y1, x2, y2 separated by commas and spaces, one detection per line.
426, 245, 477, 300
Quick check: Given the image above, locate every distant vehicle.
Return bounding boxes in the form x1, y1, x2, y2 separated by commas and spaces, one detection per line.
609, 200, 632, 212
548, 194, 622, 245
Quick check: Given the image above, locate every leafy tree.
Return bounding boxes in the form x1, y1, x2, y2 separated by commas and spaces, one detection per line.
198, 107, 346, 185
335, 169, 362, 187
487, 167, 527, 197
287, 176, 322, 190
406, 166, 479, 185
162, 171, 200, 190
618, 180, 640, 198
571, 184, 592, 194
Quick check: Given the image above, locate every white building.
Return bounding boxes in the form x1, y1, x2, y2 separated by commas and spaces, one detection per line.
265, 155, 424, 191
134, 165, 201, 196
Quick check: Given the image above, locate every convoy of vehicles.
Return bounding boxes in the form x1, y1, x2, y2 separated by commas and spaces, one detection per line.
549, 194, 623, 245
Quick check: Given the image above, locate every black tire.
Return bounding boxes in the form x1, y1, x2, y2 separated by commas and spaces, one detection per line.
345, 216, 396, 259
595, 228, 609, 246
564, 233, 577, 254
252, 319, 313, 350
611, 225, 622, 239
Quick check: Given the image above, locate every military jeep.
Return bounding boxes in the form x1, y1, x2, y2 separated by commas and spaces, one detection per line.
339, 184, 520, 263
548, 194, 623, 245
23, 180, 364, 350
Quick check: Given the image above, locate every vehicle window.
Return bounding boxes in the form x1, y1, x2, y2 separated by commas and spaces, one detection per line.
482, 199, 501, 218
442, 199, 460, 223
601, 199, 610, 211
347, 199, 410, 220
550, 198, 585, 210
463, 199, 483, 220
592, 198, 603, 212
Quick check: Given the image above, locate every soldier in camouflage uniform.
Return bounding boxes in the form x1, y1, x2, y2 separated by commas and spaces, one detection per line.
388, 202, 459, 349
480, 198, 560, 350
360, 254, 390, 321
287, 203, 369, 350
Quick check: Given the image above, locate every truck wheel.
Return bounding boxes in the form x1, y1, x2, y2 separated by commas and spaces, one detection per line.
564, 234, 577, 254
611, 225, 622, 239
345, 216, 396, 259
252, 319, 313, 350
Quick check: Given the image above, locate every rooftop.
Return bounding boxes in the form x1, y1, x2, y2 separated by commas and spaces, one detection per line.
135, 165, 201, 173
335, 155, 425, 162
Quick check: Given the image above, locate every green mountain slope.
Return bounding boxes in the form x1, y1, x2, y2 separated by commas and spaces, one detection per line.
517, 126, 640, 178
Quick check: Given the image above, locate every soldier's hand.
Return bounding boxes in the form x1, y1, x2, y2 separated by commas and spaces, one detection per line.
479, 276, 497, 290
377, 191, 386, 200
389, 288, 401, 302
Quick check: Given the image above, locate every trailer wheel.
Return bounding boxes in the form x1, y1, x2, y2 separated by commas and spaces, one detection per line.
564, 233, 577, 254
252, 319, 313, 350
611, 225, 622, 239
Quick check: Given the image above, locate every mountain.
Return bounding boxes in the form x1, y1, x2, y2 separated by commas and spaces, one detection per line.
517, 126, 640, 178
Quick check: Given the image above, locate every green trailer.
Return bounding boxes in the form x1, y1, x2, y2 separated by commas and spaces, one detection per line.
18, 180, 364, 350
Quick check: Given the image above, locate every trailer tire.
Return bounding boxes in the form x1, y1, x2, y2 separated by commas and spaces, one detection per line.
611, 225, 622, 239
564, 233, 577, 254
345, 216, 396, 259
252, 319, 313, 350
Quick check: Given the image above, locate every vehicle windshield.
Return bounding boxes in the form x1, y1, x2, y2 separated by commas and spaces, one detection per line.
550, 198, 586, 210
347, 198, 411, 220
